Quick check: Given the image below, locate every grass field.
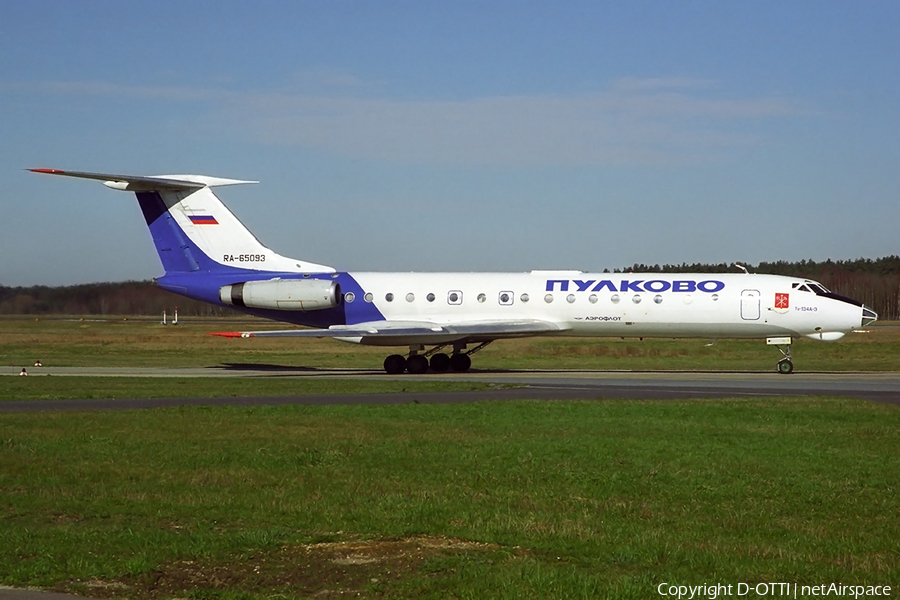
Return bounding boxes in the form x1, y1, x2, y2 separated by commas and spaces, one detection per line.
1, 316, 898, 371
0, 377, 497, 403
2, 399, 899, 599
1, 317, 898, 599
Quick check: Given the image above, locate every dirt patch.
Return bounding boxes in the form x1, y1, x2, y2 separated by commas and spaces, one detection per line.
113, 536, 503, 599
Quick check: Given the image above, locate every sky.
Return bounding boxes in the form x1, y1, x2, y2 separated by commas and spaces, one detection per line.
1, 1, 898, 286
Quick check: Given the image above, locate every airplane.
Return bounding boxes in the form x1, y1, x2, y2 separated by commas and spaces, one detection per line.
30, 168, 878, 375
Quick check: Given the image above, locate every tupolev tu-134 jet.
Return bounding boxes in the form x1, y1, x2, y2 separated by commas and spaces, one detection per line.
31, 168, 878, 375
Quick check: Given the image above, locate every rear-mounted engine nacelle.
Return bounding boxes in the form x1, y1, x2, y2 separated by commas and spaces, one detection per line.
219, 279, 341, 311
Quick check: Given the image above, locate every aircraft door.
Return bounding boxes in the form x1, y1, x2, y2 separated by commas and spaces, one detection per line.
741, 289, 760, 320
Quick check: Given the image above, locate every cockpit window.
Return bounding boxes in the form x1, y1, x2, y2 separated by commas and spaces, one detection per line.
795, 281, 831, 295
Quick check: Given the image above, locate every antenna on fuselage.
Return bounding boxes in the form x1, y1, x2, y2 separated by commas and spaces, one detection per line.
734, 263, 749, 274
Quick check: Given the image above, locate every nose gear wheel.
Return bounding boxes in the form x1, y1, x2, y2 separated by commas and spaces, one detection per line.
775, 343, 793, 375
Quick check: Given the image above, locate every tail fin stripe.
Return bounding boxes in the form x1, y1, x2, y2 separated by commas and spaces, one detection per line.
137, 191, 201, 273
135, 191, 168, 226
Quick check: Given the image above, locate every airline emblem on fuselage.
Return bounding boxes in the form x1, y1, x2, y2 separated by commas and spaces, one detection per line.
775, 293, 790, 308
545, 279, 725, 293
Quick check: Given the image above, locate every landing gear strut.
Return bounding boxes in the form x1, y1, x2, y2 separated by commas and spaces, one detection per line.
767, 337, 794, 375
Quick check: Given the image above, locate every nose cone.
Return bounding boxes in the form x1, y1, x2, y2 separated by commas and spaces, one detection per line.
861, 305, 878, 327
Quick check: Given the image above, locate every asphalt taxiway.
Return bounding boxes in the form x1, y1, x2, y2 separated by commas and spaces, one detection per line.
2, 366, 899, 410
0, 589, 85, 600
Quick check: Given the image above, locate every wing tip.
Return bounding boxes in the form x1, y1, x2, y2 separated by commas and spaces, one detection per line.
211, 331, 254, 338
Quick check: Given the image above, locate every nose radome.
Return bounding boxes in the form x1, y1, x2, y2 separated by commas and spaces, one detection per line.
861, 305, 878, 327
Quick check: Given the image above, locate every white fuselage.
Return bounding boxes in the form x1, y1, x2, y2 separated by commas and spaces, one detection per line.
344, 271, 865, 342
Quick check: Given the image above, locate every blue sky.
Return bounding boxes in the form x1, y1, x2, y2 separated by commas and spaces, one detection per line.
2, 1, 898, 286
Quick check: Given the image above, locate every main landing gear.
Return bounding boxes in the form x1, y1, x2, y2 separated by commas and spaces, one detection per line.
767, 337, 794, 375
382, 342, 491, 374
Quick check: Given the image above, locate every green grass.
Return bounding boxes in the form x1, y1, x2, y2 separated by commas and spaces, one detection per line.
0, 317, 389, 369
1, 398, 898, 599
1, 316, 898, 371
0, 376, 495, 402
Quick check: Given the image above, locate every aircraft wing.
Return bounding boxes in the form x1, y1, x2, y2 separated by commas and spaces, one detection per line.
213, 319, 565, 345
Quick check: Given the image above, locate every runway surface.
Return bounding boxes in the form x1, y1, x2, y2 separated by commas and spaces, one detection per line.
2, 366, 899, 410
0, 589, 84, 600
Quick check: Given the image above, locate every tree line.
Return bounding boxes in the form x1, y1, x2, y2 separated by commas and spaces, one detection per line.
2, 255, 899, 319
0, 281, 235, 318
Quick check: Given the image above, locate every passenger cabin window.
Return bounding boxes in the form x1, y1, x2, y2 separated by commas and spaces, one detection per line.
448, 291, 463, 305
499, 291, 513, 305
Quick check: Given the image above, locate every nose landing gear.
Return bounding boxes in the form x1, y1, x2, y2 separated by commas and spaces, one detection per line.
767, 337, 794, 374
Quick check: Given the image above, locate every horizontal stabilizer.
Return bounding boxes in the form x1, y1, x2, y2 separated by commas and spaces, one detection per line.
29, 169, 257, 191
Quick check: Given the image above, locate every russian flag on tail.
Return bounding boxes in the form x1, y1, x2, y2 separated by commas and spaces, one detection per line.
189, 215, 218, 225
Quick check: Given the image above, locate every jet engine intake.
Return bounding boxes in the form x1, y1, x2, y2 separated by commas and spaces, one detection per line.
219, 279, 341, 311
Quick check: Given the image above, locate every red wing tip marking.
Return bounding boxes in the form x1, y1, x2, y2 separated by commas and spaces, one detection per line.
210, 332, 253, 338
29, 168, 66, 174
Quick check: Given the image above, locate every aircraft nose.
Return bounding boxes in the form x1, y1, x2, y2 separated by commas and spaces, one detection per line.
861, 305, 878, 327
